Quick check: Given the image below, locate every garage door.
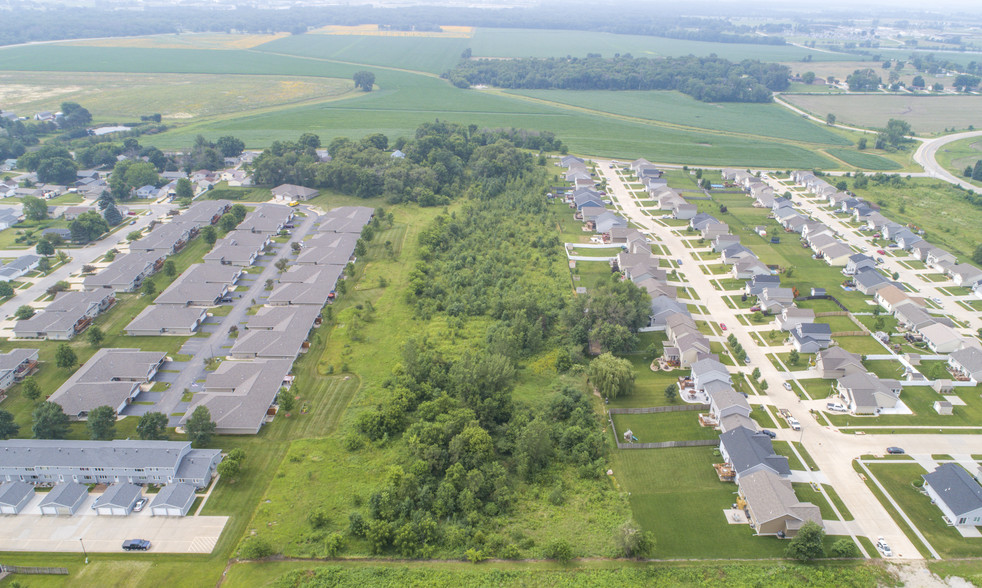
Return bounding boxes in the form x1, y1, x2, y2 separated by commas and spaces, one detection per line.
166, 507, 182, 516
112, 507, 127, 516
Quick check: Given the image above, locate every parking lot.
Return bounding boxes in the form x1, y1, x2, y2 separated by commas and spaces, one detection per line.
0, 493, 228, 553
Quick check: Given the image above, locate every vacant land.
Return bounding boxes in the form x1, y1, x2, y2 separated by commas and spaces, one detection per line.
783, 94, 982, 135
64, 32, 291, 50
0, 72, 354, 121
824, 148, 903, 170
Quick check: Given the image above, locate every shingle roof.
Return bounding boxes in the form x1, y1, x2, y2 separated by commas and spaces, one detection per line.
151, 483, 196, 510
92, 483, 141, 509
185, 359, 293, 433
38, 482, 88, 508
720, 426, 790, 476
0, 481, 33, 507
924, 463, 982, 517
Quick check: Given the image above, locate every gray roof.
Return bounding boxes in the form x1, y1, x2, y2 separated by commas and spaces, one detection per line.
268, 266, 343, 305
45, 289, 111, 314
38, 482, 88, 508
720, 426, 790, 476
92, 483, 142, 509
924, 463, 982, 517
177, 200, 230, 226
48, 348, 165, 416
271, 184, 318, 199
185, 359, 294, 433
0, 348, 37, 373
130, 222, 191, 254
799, 323, 832, 336
4, 254, 39, 271
83, 252, 161, 290
151, 483, 196, 510
318, 206, 374, 234
739, 470, 821, 528
174, 449, 222, 483
125, 305, 207, 334
0, 481, 34, 507
950, 347, 982, 380
279, 265, 327, 283
231, 306, 320, 358
854, 268, 889, 289
0, 439, 194, 469
155, 263, 238, 305
237, 203, 293, 233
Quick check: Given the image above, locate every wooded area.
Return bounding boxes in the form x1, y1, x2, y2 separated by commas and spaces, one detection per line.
444, 55, 791, 102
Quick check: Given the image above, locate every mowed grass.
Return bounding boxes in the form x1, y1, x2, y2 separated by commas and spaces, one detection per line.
613, 447, 797, 558
0, 71, 354, 121
611, 411, 718, 443
828, 385, 982, 428
867, 462, 982, 558
783, 94, 982, 135
824, 148, 902, 171
505, 89, 851, 145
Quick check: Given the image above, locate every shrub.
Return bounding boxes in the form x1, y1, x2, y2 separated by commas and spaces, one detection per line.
238, 536, 273, 559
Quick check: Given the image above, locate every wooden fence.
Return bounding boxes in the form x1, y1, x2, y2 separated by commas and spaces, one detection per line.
617, 439, 719, 450
609, 404, 708, 415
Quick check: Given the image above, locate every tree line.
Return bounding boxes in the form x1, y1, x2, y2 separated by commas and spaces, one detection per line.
443, 55, 791, 102
250, 122, 563, 205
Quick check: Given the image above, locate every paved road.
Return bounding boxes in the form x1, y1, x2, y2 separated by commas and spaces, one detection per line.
156, 207, 319, 421
914, 130, 982, 191
0, 203, 171, 322
595, 161, 982, 560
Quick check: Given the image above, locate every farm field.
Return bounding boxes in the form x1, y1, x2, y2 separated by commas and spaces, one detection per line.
467, 28, 859, 63
824, 148, 903, 170
503, 89, 852, 145
783, 94, 982, 135
63, 32, 291, 50
0, 72, 355, 121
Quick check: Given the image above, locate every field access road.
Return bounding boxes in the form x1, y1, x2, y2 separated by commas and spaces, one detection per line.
156, 206, 319, 422
594, 161, 976, 560
914, 130, 982, 191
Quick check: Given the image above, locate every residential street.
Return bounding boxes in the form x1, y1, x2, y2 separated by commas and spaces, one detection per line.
595, 161, 982, 560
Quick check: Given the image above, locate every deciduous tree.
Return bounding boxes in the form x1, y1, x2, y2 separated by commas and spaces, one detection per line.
86, 405, 116, 440
0, 409, 19, 439
32, 401, 69, 439
137, 411, 168, 440
55, 343, 77, 369
786, 521, 826, 561
185, 405, 216, 446
588, 352, 634, 399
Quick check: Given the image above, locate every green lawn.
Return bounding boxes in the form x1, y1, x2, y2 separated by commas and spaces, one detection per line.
863, 359, 907, 380
772, 441, 805, 471
828, 385, 982, 428
606, 357, 684, 410
815, 315, 859, 333
867, 462, 982, 558
611, 411, 718, 443
835, 336, 887, 355
792, 483, 838, 521
823, 484, 854, 521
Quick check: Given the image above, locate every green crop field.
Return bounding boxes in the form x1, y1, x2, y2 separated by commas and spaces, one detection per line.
504, 89, 852, 145
0, 71, 354, 122
824, 148, 903, 170
468, 28, 859, 63
783, 94, 982, 135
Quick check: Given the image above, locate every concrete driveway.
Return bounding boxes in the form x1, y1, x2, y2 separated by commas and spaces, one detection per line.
1, 493, 227, 553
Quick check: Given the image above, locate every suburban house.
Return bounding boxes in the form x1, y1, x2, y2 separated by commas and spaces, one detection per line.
83, 252, 164, 293
922, 464, 982, 527
894, 303, 937, 332
595, 212, 627, 235
39, 483, 88, 516
130, 222, 194, 256
836, 372, 901, 414
237, 203, 294, 234
875, 285, 922, 314
182, 358, 294, 435
927, 249, 958, 270
853, 268, 892, 295
0, 439, 221, 488
732, 257, 771, 280
271, 183, 319, 202
821, 241, 855, 265
746, 274, 781, 297
691, 358, 731, 391
708, 387, 752, 421
134, 184, 157, 199
177, 200, 231, 227
268, 267, 344, 307
319, 206, 375, 234
712, 234, 741, 252
13, 289, 115, 340
719, 426, 791, 482
919, 322, 965, 353
815, 347, 864, 379
759, 287, 795, 313
295, 234, 359, 266
230, 305, 320, 360
649, 295, 688, 329
947, 264, 982, 287
719, 244, 755, 265
790, 322, 832, 353
776, 307, 815, 332
154, 263, 240, 306
125, 305, 208, 336
203, 231, 269, 266
739, 470, 822, 537
949, 347, 982, 383
844, 254, 876, 276
0, 255, 39, 282
48, 348, 166, 419
0, 349, 39, 392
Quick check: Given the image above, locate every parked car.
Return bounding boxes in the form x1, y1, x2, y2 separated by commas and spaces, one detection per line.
719, 323, 727, 331
761, 430, 777, 439
886, 447, 905, 454
932, 296, 943, 305
876, 249, 886, 255
133, 498, 148, 512
788, 417, 801, 431
783, 382, 792, 391
676, 259, 683, 265
826, 402, 846, 412
876, 537, 892, 557
122, 539, 151, 551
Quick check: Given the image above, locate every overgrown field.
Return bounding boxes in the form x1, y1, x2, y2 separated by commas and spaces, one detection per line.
783, 94, 982, 135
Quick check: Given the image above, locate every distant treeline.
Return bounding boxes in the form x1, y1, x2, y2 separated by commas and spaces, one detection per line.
444, 56, 791, 103
0, 6, 783, 47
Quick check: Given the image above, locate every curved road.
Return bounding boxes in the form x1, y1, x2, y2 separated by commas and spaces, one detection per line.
914, 130, 982, 190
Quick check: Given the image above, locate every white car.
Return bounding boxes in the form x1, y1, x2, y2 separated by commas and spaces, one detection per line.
932, 296, 943, 305
876, 537, 892, 557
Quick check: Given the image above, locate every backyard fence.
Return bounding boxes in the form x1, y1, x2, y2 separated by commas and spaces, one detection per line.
0, 565, 69, 575
609, 404, 708, 415
608, 405, 717, 450
617, 439, 719, 450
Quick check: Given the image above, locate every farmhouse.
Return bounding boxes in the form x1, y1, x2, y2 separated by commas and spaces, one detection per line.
0, 439, 220, 488
923, 464, 982, 527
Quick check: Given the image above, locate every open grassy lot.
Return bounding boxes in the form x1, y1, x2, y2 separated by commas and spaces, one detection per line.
607, 360, 685, 409
935, 136, 982, 189
824, 148, 902, 171
867, 462, 982, 558
828, 385, 982, 428
783, 94, 982, 135
0, 71, 354, 122
846, 178, 982, 261
611, 411, 718, 443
